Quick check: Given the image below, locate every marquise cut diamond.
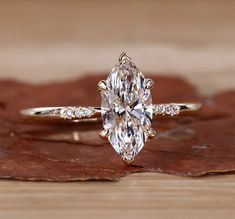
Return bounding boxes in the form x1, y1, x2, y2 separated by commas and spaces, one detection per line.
100, 55, 153, 161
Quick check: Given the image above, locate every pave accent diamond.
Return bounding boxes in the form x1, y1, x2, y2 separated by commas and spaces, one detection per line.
153, 104, 180, 116
60, 107, 95, 120
100, 54, 153, 162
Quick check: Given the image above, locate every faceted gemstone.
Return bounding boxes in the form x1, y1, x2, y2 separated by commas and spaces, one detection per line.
101, 57, 153, 161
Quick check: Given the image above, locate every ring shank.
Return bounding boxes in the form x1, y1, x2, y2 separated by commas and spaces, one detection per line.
177, 103, 202, 112
20, 103, 201, 122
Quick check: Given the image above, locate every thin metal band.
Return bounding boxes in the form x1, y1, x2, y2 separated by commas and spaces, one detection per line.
20, 103, 201, 122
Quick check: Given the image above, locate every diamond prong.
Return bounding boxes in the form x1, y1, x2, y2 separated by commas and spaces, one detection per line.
98, 80, 107, 91
147, 129, 157, 139
99, 129, 110, 139
145, 78, 154, 89
119, 52, 131, 62
123, 158, 134, 165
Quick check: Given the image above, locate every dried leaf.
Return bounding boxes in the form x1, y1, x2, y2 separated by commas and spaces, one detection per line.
0, 75, 234, 181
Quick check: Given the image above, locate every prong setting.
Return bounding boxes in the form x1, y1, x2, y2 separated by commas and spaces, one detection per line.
122, 158, 134, 165
146, 128, 157, 139
98, 80, 108, 91
99, 129, 110, 139
145, 78, 155, 89
119, 52, 131, 62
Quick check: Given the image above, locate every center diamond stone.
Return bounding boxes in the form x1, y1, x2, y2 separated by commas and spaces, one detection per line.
100, 55, 153, 162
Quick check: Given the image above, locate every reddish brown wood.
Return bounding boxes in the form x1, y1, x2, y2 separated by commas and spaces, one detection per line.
0, 75, 234, 181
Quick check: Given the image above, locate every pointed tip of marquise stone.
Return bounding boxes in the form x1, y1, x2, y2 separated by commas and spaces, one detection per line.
123, 158, 135, 165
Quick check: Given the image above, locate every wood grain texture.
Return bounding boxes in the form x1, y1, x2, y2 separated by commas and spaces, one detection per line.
0, 173, 235, 219
0, 1, 234, 95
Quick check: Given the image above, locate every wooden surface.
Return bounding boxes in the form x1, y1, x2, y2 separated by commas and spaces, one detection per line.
1, 173, 235, 219
0, 0, 235, 94
0, 1, 234, 218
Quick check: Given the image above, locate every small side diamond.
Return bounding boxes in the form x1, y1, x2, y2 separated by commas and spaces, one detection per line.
60, 107, 75, 119
75, 107, 84, 118
74, 107, 95, 118
154, 104, 165, 115
165, 104, 180, 116
154, 104, 180, 116
84, 107, 94, 117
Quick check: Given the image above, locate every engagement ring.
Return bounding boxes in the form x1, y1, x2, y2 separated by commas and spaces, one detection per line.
21, 53, 201, 164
